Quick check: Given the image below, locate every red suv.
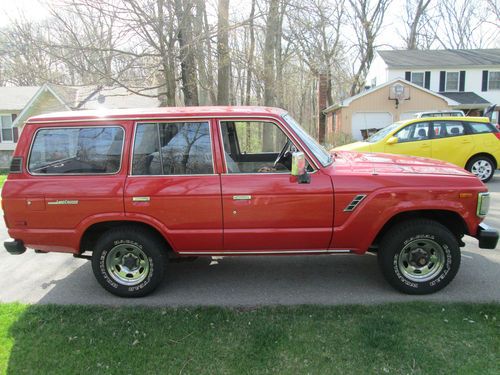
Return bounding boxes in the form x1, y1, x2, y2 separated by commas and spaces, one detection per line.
2, 106, 498, 297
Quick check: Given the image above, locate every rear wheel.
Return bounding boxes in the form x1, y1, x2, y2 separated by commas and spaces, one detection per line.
378, 219, 461, 294
466, 155, 495, 182
92, 226, 166, 297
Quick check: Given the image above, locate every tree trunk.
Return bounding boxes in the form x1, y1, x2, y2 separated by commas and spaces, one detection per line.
175, 0, 199, 106
262, 0, 279, 151
217, 0, 230, 105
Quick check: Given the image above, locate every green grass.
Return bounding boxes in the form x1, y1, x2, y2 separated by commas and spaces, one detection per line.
0, 175, 6, 189
0, 302, 499, 375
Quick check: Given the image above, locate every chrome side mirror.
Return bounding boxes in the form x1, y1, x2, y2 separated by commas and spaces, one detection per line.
291, 152, 310, 184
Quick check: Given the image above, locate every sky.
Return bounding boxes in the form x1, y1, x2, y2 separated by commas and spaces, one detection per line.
0, 0, 49, 24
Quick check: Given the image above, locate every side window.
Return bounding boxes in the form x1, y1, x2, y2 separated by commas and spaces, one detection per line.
466, 122, 496, 134
132, 122, 213, 175
395, 122, 429, 142
220, 121, 298, 173
29, 126, 124, 174
432, 121, 465, 138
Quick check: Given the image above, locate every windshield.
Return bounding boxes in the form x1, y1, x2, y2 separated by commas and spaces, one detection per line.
366, 122, 402, 143
282, 113, 331, 167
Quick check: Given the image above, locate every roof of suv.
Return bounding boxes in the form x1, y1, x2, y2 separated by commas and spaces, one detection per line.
26, 106, 287, 124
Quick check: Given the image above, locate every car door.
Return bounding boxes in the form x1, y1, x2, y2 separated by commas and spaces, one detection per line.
124, 120, 223, 253
384, 121, 432, 158
430, 120, 474, 167
218, 119, 334, 253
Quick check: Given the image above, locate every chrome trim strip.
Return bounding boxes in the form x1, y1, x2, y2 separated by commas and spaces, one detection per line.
178, 250, 352, 255
27, 125, 125, 176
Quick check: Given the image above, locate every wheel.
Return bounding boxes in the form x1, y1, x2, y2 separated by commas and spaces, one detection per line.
91, 226, 167, 297
466, 155, 495, 182
377, 219, 461, 295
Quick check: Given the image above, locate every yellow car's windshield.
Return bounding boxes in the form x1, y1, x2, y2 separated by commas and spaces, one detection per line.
366, 122, 403, 143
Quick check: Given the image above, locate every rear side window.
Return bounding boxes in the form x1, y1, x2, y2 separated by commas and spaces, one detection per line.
432, 121, 465, 138
466, 122, 497, 134
132, 122, 213, 175
28, 126, 124, 174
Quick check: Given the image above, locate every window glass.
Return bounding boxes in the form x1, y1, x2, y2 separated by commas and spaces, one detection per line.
29, 127, 124, 174
0, 115, 13, 142
489, 71, 500, 90
220, 121, 293, 174
432, 121, 465, 138
395, 122, 430, 142
411, 72, 424, 87
467, 122, 496, 134
132, 122, 213, 175
446, 72, 459, 91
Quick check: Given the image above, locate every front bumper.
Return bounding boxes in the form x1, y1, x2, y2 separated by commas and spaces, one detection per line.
475, 223, 499, 249
4, 239, 26, 255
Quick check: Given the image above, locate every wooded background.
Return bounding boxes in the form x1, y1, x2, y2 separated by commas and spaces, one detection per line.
0, 0, 498, 134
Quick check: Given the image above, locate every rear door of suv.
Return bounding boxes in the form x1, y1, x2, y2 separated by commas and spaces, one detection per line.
123, 119, 223, 253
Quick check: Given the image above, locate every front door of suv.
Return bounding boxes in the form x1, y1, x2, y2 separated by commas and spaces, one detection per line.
218, 119, 334, 253
124, 120, 222, 252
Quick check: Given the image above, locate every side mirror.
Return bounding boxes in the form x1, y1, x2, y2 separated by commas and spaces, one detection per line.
386, 136, 398, 145
291, 152, 310, 184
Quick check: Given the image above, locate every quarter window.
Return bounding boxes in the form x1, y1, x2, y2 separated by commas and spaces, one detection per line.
132, 122, 213, 175
489, 71, 500, 90
29, 126, 124, 174
466, 122, 496, 134
445, 72, 459, 91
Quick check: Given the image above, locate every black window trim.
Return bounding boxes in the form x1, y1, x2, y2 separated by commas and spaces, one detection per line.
27, 125, 125, 176
129, 120, 216, 177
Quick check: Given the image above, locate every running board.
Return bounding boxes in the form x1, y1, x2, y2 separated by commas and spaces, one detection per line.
178, 250, 352, 255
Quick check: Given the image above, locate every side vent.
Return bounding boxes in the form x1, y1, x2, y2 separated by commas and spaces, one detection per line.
9, 157, 23, 173
344, 194, 367, 212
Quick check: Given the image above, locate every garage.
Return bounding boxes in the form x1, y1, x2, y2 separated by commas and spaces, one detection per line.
351, 112, 393, 140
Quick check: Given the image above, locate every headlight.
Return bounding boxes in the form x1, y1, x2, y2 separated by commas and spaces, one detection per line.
477, 192, 490, 217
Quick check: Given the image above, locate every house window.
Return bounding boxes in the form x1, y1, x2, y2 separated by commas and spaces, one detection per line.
411, 72, 424, 87
0, 115, 14, 142
489, 71, 500, 90
445, 72, 459, 91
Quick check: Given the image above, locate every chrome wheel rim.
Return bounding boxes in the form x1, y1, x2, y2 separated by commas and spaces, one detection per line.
105, 244, 150, 286
471, 160, 492, 181
397, 238, 445, 282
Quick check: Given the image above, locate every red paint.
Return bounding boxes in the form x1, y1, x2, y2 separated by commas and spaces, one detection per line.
1, 106, 490, 256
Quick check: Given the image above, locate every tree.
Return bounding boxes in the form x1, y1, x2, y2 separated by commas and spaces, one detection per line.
217, 0, 230, 105
347, 0, 392, 96
403, 0, 432, 49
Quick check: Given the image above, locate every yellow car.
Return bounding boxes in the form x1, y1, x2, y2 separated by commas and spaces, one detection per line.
335, 117, 500, 182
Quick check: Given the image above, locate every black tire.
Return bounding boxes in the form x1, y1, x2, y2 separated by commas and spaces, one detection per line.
91, 226, 167, 297
466, 155, 495, 182
378, 219, 461, 295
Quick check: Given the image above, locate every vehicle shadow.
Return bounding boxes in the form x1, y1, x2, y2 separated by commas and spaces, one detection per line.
35, 250, 500, 307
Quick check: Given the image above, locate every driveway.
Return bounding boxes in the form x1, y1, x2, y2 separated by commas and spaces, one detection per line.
1, 177, 499, 307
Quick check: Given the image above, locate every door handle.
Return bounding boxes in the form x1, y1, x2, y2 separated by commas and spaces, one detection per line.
233, 195, 252, 200
132, 196, 150, 202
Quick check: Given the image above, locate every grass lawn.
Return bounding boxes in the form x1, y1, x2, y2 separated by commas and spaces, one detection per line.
0, 175, 6, 189
0, 303, 498, 375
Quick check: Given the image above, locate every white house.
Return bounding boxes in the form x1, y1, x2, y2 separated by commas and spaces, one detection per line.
366, 49, 500, 122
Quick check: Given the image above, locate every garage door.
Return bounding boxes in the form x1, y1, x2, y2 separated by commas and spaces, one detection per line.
352, 112, 393, 140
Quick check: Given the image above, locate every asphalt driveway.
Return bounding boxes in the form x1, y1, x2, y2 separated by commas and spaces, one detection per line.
1, 176, 499, 307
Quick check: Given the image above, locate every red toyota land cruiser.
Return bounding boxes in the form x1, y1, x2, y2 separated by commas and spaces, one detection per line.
2, 106, 498, 297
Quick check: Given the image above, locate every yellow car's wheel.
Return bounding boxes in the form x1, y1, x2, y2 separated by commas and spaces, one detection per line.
466, 155, 495, 182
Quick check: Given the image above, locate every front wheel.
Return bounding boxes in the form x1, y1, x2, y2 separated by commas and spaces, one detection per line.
466, 155, 495, 182
92, 227, 167, 297
378, 220, 461, 295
